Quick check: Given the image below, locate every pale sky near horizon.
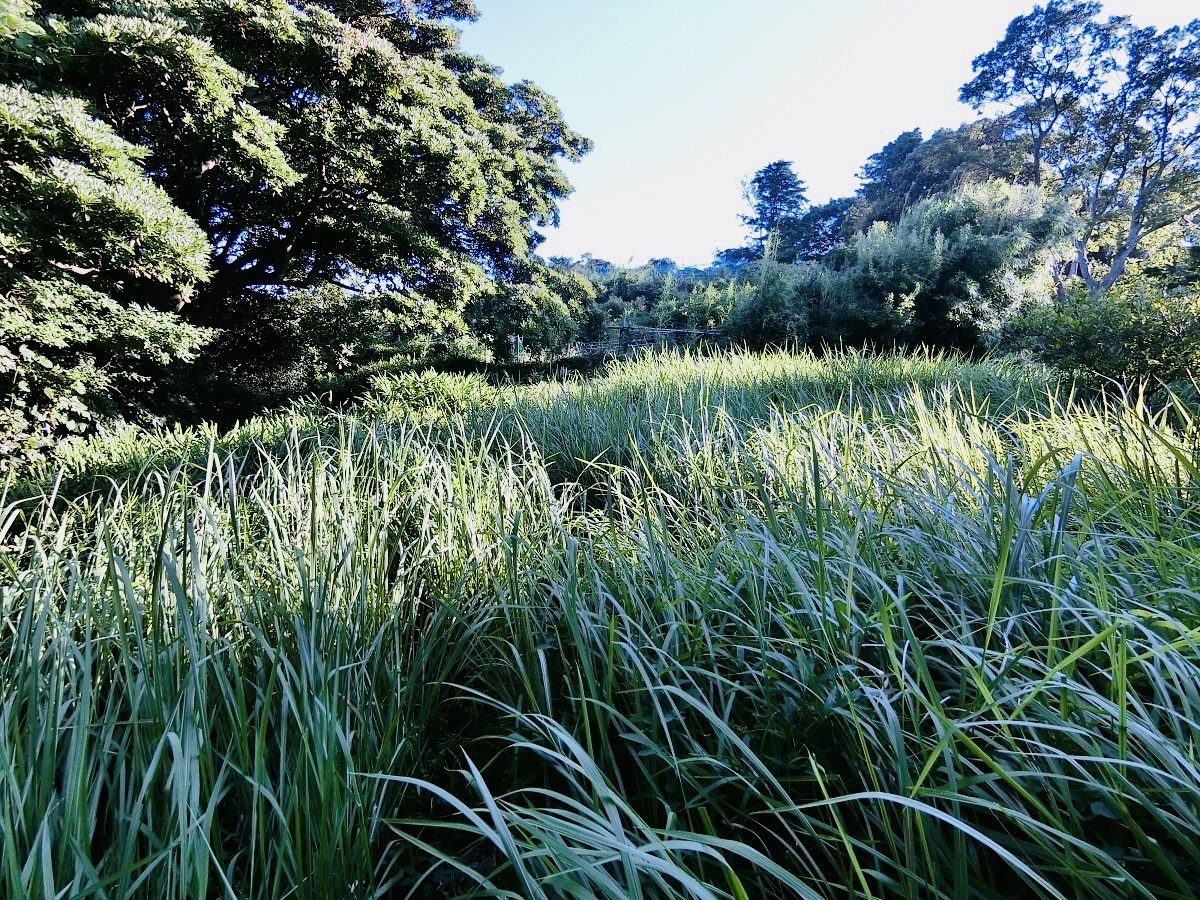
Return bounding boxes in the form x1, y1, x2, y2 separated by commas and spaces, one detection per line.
459, 1, 1197, 268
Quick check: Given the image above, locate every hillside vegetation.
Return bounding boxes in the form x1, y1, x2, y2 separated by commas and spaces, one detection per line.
4, 350, 1200, 898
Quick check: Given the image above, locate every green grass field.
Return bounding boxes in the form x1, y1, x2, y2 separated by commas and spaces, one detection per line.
3, 349, 1200, 898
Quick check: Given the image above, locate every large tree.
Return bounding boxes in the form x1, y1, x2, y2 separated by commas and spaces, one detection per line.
741, 159, 808, 254
960, 1, 1109, 188
1, 0, 590, 443
1, 2, 212, 465
962, 2, 1200, 296
19, 0, 590, 315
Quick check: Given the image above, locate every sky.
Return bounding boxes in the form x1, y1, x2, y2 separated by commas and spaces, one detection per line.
458, 0, 1198, 268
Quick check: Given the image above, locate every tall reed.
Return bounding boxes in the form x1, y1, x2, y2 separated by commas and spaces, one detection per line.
2, 350, 1198, 898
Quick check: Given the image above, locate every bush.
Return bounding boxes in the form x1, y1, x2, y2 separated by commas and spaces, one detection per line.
723, 183, 1071, 354
722, 260, 812, 347
998, 283, 1200, 388
811, 182, 1071, 350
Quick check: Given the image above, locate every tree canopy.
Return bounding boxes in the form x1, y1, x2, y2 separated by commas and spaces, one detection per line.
962, 1, 1200, 296
1, 4, 214, 462
741, 160, 808, 254
1, 0, 590, 460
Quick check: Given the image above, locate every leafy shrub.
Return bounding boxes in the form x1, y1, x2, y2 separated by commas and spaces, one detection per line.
0, 280, 209, 465
811, 181, 1071, 350
722, 260, 812, 347
723, 183, 1071, 353
999, 282, 1200, 388
467, 264, 594, 360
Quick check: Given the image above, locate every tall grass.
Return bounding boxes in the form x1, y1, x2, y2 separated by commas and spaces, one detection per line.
2, 349, 1199, 897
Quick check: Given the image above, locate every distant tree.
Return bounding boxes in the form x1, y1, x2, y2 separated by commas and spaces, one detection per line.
579, 254, 614, 277
851, 122, 1030, 229
960, 1, 1109, 188
742, 160, 808, 252
713, 246, 759, 270
776, 198, 857, 262
963, 3, 1200, 296
857, 129, 926, 218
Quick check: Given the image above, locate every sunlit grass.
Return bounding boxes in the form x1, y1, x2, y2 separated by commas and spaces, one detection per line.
3, 349, 1199, 897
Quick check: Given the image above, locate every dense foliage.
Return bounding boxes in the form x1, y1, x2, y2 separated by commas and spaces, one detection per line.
6, 351, 1200, 897
0, 73, 212, 462
1002, 281, 1200, 388
0, 0, 590, 463
582, 182, 1073, 355
571, 2, 1200, 381
806, 182, 1073, 349
961, 0, 1200, 298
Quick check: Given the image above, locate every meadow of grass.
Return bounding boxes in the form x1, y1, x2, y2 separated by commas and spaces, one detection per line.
3, 349, 1200, 898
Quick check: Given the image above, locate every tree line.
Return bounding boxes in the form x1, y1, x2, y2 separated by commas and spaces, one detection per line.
572, 1, 1199, 381
2, 0, 1199, 468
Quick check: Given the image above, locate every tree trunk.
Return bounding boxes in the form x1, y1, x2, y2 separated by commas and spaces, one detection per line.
1031, 131, 1043, 188
1074, 239, 1101, 298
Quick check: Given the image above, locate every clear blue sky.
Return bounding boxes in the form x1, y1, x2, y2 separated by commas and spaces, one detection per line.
459, 0, 1195, 267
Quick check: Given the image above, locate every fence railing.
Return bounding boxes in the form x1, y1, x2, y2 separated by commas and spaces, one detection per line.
570, 324, 721, 359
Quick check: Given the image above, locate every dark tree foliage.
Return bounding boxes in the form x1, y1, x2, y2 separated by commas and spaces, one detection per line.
776, 198, 856, 263
850, 121, 1030, 230
1, 0, 590, 449
856, 129, 925, 218
19, 0, 589, 315
741, 160, 808, 252
713, 245, 759, 270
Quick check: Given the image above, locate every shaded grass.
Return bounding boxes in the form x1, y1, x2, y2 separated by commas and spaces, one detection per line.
2, 349, 1200, 897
